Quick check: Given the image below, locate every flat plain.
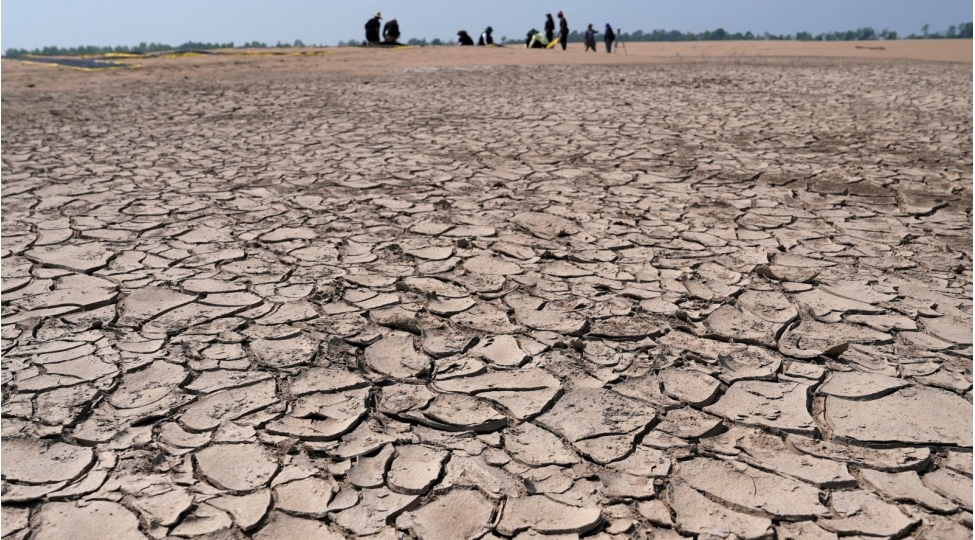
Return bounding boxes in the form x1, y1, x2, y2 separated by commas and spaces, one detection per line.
1, 40, 972, 539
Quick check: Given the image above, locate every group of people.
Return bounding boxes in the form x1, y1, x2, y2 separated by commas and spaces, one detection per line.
527, 12, 617, 52
456, 27, 496, 46
364, 12, 401, 46
363, 10, 618, 52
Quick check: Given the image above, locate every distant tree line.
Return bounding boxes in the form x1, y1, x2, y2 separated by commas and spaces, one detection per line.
498, 21, 972, 44
7, 21, 971, 56
4, 39, 310, 57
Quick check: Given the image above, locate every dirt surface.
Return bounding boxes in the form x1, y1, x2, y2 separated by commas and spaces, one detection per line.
1, 41, 973, 539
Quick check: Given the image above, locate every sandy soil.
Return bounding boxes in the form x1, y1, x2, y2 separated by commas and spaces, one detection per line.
1, 40, 972, 539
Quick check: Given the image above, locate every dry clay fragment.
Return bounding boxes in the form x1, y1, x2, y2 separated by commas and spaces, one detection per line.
209, 490, 271, 531
333, 487, 420, 536
464, 255, 523, 276
267, 389, 367, 442
419, 393, 507, 432
496, 496, 600, 536
468, 335, 528, 367
787, 434, 930, 472
273, 477, 333, 517
434, 368, 561, 419
537, 387, 655, 464
818, 370, 909, 399
398, 489, 495, 540
195, 443, 279, 492
387, 445, 449, 495
667, 480, 772, 540
510, 212, 581, 240
656, 407, 724, 439
110, 360, 188, 409
924, 468, 973, 511
660, 368, 720, 407
250, 334, 319, 369
438, 455, 525, 499
25, 243, 113, 273
288, 365, 369, 395
504, 422, 579, 466
537, 387, 656, 442
588, 315, 665, 339
706, 304, 784, 348
32, 501, 145, 540
779, 316, 891, 358
515, 308, 589, 335
364, 331, 431, 379
254, 512, 344, 540
860, 469, 957, 512
181, 379, 278, 431
736, 430, 856, 488
819, 490, 919, 537
117, 286, 196, 327
184, 370, 272, 394
825, 385, 972, 446
609, 446, 671, 477
705, 380, 816, 435
1, 438, 94, 484
451, 302, 520, 334
678, 457, 828, 519
349, 444, 396, 488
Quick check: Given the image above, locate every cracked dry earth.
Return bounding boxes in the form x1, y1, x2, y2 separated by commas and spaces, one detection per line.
1, 57, 973, 540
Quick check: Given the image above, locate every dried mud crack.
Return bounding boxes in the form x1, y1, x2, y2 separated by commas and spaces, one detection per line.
1, 57, 972, 539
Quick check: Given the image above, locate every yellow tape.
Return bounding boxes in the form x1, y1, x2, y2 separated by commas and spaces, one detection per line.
2, 58, 142, 72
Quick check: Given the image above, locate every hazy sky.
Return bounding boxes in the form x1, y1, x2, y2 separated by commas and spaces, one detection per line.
3, 0, 972, 51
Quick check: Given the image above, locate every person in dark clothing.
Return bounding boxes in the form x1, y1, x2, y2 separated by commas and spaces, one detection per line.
383, 18, 400, 44
557, 11, 569, 51
478, 27, 494, 46
544, 14, 556, 42
604, 24, 616, 53
584, 24, 597, 51
364, 12, 382, 45
457, 30, 475, 46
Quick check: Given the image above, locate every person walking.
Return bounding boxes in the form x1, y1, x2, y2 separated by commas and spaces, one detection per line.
604, 24, 616, 53
544, 14, 556, 42
364, 12, 382, 45
584, 24, 597, 51
383, 18, 401, 44
557, 11, 569, 50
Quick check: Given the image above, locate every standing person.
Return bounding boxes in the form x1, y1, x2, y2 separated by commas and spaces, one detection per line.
557, 11, 569, 50
584, 24, 597, 51
544, 14, 556, 42
364, 12, 382, 45
604, 24, 616, 53
478, 27, 494, 46
383, 18, 400, 44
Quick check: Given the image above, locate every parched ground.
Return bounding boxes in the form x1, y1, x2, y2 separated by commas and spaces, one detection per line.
1, 47, 972, 540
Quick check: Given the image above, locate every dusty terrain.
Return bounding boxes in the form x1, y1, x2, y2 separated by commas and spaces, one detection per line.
1, 41, 973, 539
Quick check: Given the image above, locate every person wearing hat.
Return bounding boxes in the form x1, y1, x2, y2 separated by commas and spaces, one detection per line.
604, 24, 616, 53
544, 14, 556, 42
525, 28, 548, 49
365, 12, 382, 45
457, 30, 475, 46
478, 27, 494, 46
557, 11, 569, 51
383, 18, 401, 44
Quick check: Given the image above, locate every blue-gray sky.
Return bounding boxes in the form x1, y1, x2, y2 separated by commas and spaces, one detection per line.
2, 0, 971, 51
